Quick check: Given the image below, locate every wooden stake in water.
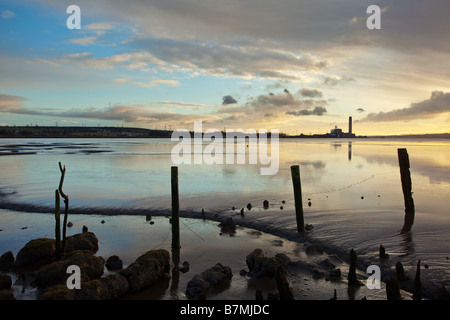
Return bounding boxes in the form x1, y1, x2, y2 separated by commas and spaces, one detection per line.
171, 166, 180, 249
398, 148, 415, 232
55, 189, 61, 260
290, 165, 305, 232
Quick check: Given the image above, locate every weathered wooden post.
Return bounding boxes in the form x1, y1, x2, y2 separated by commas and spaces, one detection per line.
290, 165, 305, 232
397, 148, 415, 232
413, 260, 423, 300
347, 248, 361, 287
55, 189, 61, 260
58, 162, 69, 253
171, 166, 180, 249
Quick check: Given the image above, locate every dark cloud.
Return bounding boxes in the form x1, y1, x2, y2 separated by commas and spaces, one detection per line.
356, 108, 365, 113
286, 107, 327, 116
298, 88, 323, 98
222, 95, 237, 105
359, 91, 450, 122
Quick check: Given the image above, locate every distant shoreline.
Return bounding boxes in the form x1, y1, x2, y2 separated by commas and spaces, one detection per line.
0, 126, 448, 139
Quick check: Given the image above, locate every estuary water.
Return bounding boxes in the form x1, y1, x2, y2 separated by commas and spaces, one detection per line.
0, 137, 449, 298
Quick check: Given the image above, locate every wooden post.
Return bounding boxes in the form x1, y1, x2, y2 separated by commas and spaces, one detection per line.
58, 162, 69, 253
275, 266, 295, 300
397, 148, 415, 232
55, 189, 61, 260
171, 166, 180, 249
347, 248, 361, 287
413, 260, 423, 300
290, 165, 305, 232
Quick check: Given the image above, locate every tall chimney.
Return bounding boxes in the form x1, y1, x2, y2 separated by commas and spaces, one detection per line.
348, 116, 352, 135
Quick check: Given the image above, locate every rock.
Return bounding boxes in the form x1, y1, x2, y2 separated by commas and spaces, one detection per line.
119, 249, 170, 293
304, 243, 324, 255
32, 250, 105, 288
379, 244, 389, 260
247, 203, 252, 210
275, 253, 290, 266
179, 261, 190, 273
245, 249, 289, 278
106, 255, 123, 271
312, 268, 325, 279
64, 232, 99, 254
218, 217, 236, 234
41, 251, 169, 300
82, 225, 88, 233
263, 200, 269, 209
67, 222, 73, 228
0, 289, 15, 300
0, 274, 12, 290
13, 238, 55, 269
328, 268, 342, 281
308, 201, 311, 207
186, 263, 233, 299
0, 251, 14, 271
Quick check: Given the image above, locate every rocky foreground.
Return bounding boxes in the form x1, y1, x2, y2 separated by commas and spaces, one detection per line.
0, 230, 171, 300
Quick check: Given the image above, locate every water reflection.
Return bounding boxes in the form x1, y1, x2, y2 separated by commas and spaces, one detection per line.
398, 231, 415, 257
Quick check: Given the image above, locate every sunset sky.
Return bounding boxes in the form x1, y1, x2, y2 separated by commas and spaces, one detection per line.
1, 0, 450, 136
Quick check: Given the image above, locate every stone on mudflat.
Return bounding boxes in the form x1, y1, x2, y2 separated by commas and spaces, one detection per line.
0, 251, 14, 271
64, 232, 99, 254
186, 263, 232, 300
245, 249, 290, 278
119, 249, 170, 292
32, 250, 105, 288
13, 238, 55, 269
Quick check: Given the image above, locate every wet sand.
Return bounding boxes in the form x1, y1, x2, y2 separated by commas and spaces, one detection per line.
0, 209, 410, 300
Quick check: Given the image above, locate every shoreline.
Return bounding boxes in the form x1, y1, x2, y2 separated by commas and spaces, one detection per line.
0, 209, 419, 300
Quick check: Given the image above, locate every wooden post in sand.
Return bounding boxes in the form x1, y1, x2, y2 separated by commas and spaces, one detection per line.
171, 166, 180, 249
290, 165, 305, 232
398, 148, 415, 232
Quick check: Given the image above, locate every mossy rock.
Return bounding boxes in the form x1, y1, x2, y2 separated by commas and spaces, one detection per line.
13, 238, 55, 270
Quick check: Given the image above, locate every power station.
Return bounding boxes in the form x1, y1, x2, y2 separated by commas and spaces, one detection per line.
330, 116, 355, 138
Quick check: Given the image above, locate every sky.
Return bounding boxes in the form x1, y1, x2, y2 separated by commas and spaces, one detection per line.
1, 0, 450, 136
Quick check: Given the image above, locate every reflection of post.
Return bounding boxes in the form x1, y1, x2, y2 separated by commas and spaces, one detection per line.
171, 166, 180, 249
348, 142, 352, 161
290, 165, 305, 232
398, 148, 415, 232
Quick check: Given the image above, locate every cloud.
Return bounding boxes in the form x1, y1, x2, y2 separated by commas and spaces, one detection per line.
70, 36, 98, 46
114, 78, 180, 88
323, 75, 355, 86
0, 94, 27, 112
222, 95, 237, 105
0, 10, 15, 19
217, 88, 328, 120
298, 88, 323, 98
356, 108, 365, 113
40, 37, 327, 80
286, 107, 327, 116
359, 91, 450, 122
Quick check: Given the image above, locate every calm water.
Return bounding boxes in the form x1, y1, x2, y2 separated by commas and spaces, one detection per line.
1, 137, 449, 297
